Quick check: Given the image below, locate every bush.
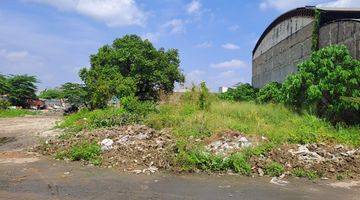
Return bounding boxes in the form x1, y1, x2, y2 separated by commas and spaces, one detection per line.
256, 82, 282, 103
281, 45, 360, 124
219, 83, 258, 102
265, 162, 284, 177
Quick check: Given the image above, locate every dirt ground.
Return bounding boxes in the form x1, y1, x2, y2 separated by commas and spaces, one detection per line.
0, 114, 360, 199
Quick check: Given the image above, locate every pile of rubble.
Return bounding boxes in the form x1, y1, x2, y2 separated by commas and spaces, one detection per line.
205, 131, 262, 156
41, 125, 175, 174
251, 143, 360, 178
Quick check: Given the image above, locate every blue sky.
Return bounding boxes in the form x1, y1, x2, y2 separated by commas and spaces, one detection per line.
1, 0, 359, 91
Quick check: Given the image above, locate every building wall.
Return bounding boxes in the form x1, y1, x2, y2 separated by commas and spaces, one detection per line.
319, 20, 360, 59
252, 22, 314, 88
254, 16, 313, 59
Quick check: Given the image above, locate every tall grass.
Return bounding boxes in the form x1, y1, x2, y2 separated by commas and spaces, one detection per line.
146, 94, 360, 147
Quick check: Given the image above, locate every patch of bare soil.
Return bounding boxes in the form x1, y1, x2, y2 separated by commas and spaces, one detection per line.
0, 151, 40, 164
40, 125, 175, 174
250, 143, 360, 179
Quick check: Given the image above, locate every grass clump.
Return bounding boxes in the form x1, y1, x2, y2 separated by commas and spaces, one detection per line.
55, 142, 102, 166
292, 168, 320, 180
0, 109, 38, 118
265, 162, 284, 177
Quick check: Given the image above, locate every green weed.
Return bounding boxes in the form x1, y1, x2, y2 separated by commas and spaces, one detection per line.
265, 162, 284, 177
0, 109, 39, 118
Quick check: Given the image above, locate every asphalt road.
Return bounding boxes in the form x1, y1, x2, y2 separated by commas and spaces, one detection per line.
0, 115, 359, 200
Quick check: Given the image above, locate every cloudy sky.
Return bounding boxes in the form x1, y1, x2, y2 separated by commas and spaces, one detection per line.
1, 0, 360, 91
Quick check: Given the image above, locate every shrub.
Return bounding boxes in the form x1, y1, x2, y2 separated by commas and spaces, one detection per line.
281, 45, 360, 124
120, 95, 156, 116
69, 142, 102, 165
227, 153, 252, 175
265, 162, 284, 177
219, 83, 258, 102
256, 82, 282, 103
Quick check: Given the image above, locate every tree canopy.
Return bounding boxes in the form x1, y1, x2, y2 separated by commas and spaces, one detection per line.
79, 35, 185, 109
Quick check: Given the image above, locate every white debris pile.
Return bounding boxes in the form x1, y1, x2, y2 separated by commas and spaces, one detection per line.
93, 125, 174, 173
288, 144, 360, 164
205, 131, 255, 155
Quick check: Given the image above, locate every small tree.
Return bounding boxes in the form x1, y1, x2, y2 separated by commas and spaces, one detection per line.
198, 81, 210, 110
7, 75, 37, 107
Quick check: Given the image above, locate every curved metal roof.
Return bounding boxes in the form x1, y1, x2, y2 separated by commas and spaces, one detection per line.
252, 6, 360, 55
252, 7, 316, 55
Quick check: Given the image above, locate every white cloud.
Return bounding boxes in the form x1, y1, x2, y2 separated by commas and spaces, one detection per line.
187, 0, 202, 15
186, 69, 205, 85
141, 32, 160, 43
259, 0, 318, 11
24, 0, 146, 27
163, 19, 186, 34
318, 0, 360, 8
228, 25, 240, 31
195, 41, 212, 48
260, 0, 360, 11
222, 43, 240, 50
0, 49, 29, 62
210, 59, 247, 69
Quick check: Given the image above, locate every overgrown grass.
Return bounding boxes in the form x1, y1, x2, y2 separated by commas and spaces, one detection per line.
0, 109, 39, 118
55, 142, 102, 166
57, 107, 139, 132
146, 96, 360, 147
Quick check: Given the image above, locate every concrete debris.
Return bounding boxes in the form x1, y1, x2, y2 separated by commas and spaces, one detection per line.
205, 131, 254, 155
101, 139, 114, 151
288, 145, 324, 163
270, 177, 289, 186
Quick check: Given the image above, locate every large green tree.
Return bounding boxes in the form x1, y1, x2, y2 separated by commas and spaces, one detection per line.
7, 75, 37, 107
79, 35, 185, 109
